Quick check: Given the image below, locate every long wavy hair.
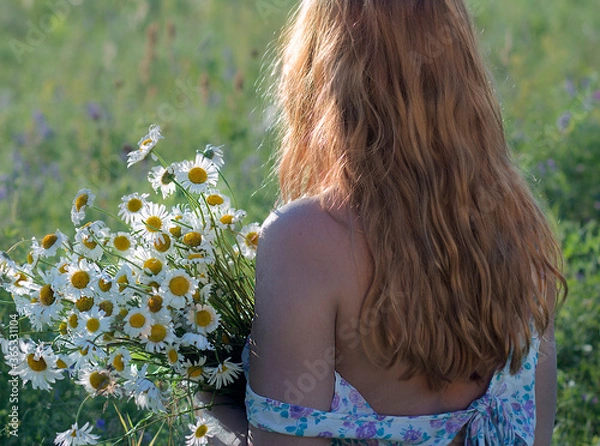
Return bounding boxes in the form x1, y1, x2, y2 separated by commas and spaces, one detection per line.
272, 0, 567, 390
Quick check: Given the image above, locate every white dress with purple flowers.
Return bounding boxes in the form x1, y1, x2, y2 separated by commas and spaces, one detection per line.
244, 336, 540, 445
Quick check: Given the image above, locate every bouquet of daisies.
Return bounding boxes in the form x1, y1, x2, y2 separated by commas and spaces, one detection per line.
0, 125, 258, 445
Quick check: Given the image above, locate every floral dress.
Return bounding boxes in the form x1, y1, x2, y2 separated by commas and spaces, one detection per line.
244, 336, 540, 445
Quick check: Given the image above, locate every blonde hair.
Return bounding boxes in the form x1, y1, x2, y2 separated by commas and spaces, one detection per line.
272, 0, 567, 390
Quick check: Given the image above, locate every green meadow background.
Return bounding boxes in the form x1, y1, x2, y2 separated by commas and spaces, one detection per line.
0, 0, 599, 444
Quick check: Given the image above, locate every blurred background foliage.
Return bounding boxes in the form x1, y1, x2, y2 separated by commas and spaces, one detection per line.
0, 0, 598, 444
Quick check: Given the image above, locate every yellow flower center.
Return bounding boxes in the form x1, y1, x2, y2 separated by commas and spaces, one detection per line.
56, 359, 68, 369
59, 322, 68, 335
183, 232, 202, 247
154, 234, 171, 252
75, 194, 88, 211
188, 253, 204, 261
59, 263, 69, 274
41, 234, 58, 249
79, 348, 89, 356
99, 301, 114, 317
68, 314, 79, 328
27, 252, 34, 264
117, 275, 129, 292
169, 276, 190, 296
86, 318, 101, 333
140, 138, 152, 148
167, 349, 179, 364
148, 295, 163, 313
89, 371, 109, 390
195, 310, 213, 327
188, 167, 208, 184
148, 324, 167, 343
76, 296, 94, 312
113, 235, 131, 251
39, 284, 55, 306
245, 231, 259, 248
145, 216, 163, 232
27, 354, 47, 372
82, 236, 97, 250
15, 272, 27, 286
129, 313, 146, 328
98, 278, 112, 292
188, 366, 204, 379
71, 270, 90, 289
169, 225, 182, 238
220, 215, 234, 225
207, 194, 224, 206
195, 424, 208, 438
143, 258, 163, 275
113, 354, 125, 372
127, 198, 143, 213
192, 289, 202, 302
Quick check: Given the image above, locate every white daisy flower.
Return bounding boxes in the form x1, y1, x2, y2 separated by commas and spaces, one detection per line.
175, 153, 218, 194
109, 231, 136, 257
27, 278, 63, 330
113, 263, 137, 299
152, 232, 174, 255
67, 340, 105, 371
185, 415, 218, 446
133, 202, 172, 243
71, 188, 95, 226
5, 268, 35, 296
76, 366, 116, 396
57, 258, 99, 300
127, 124, 163, 168
108, 347, 132, 375
215, 206, 246, 229
122, 307, 153, 338
135, 250, 167, 279
182, 357, 208, 383
32, 230, 67, 258
207, 358, 243, 390
236, 223, 260, 260
118, 192, 150, 225
54, 421, 100, 446
123, 364, 166, 412
148, 164, 177, 198
143, 292, 171, 322
9, 342, 64, 391
164, 342, 184, 370
201, 144, 225, 169
204, 189, 230, 208
73, 224, 107, 261
141, 321, 176, 353
181, 332, 211, 351
76, 307, 111, 340
159, 269, 198, 309
186, 304, 220, 335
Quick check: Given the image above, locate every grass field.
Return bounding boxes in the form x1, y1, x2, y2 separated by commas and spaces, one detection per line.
0, 0, 599, 444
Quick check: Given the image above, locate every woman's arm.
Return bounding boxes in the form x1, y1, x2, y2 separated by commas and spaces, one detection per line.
248, 201, 341, 445
534, 278, 558, 446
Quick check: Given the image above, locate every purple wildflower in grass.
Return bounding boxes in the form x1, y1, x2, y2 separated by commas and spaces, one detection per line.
593, 90, 600, 101
87, 102, 103, 121
546, 158, 557, 172
33, 111, 53, 140
95, 419, 106, 430
564, 79, 576, 97
556, 112, 572, 133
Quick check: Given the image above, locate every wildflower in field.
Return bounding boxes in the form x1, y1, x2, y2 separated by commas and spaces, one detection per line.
148, 164, 177, 198
141, 321, 176, 353
26, 275, 63, 329
216, 206, 247, 229
118, 192, 150, 224
71, 189, 96, 226
73, 223, 107, 261
207, 358, 243, 390
57, 258, 99, 300
76, 366, 117, 396
9, 342, 64, 391
54, 421, 100, 446
237, 223, 260, 260
175, 153, 219, 194
187, 303, 221, 335
185, 415, 218, 446
160, 269, 198, 309
124, 364, 167, 412
76, 307, 112, 340
127, 124, 163, 167
134, 202, 172, 243
122, 307, 153, 338
202, 144, 225, 168
164, 342, 184, 370
182, 357, 209, 383
109, 231, 136, 257
32, 230, 67, 258
181, 332, 212, 350
108, 347, 132, 375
